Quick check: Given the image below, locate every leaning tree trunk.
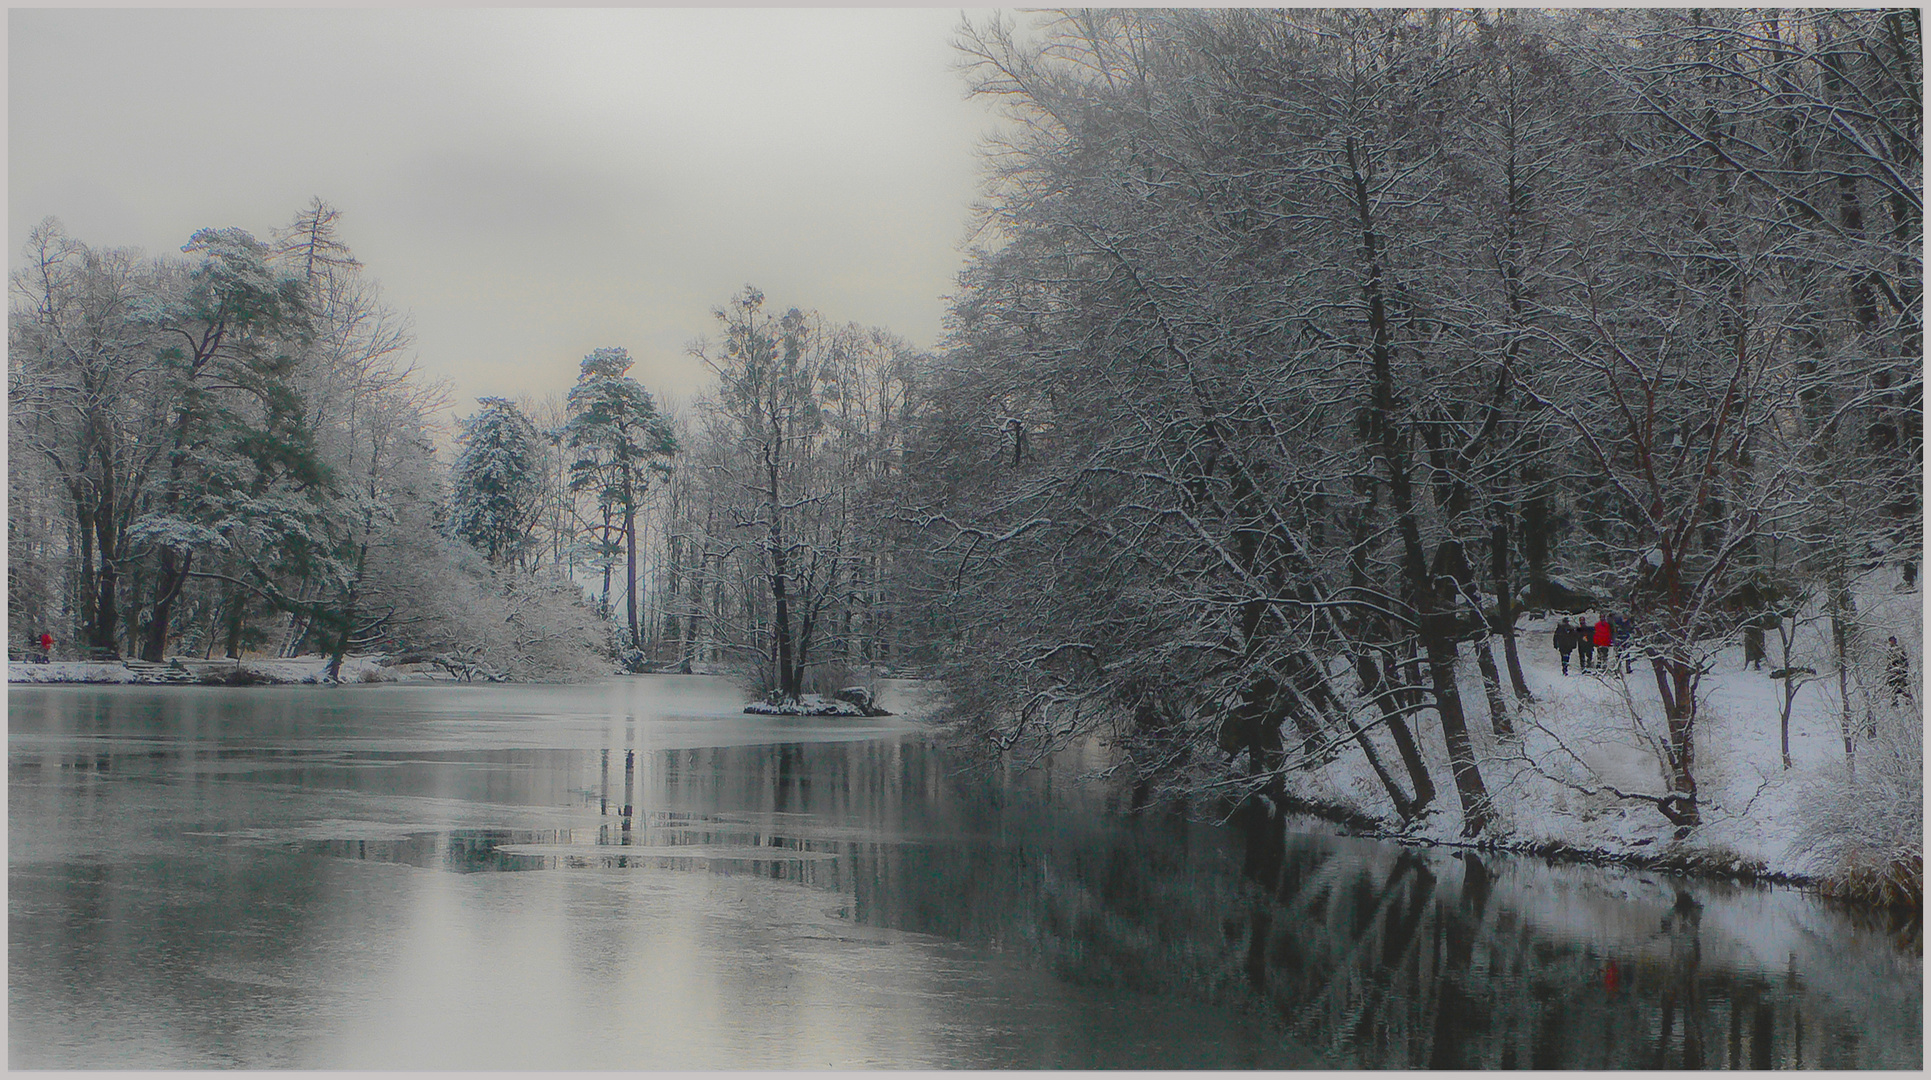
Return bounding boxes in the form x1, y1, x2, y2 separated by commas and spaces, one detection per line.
1352, 139, 1492, 836
1472, 627, 1513, 737
1337, 655, 1421, 820
1342, 479, 1437, 815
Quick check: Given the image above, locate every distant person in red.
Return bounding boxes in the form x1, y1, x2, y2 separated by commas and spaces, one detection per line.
1592, 615, 1613, 670
38, 631, 53, 662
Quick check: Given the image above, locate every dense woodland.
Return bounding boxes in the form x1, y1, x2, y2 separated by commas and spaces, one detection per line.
903, 9, 1918, 896
7, 11, 1921, 894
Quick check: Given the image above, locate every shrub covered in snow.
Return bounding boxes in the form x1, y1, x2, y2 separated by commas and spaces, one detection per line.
386, 538, 613, 681
1794, 704, 1923, 908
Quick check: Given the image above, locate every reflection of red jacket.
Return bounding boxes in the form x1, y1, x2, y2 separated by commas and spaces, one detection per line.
1592, 620, 1612, 648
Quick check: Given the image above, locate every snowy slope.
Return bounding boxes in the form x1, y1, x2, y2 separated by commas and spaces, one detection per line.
1276, 567, 1923, 883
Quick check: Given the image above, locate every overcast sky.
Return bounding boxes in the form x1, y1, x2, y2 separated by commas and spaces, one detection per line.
10, 7, 997, 415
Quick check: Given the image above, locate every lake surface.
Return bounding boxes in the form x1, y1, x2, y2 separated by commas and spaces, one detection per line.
8, 676, 1921, 1068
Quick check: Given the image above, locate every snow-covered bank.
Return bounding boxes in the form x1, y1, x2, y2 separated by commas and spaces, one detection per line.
15, 655, 406, 686
1244, 571, 1923, 901
9, 661, 143, 685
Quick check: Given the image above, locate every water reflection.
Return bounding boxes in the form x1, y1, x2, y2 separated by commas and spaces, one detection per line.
1229, 806, 1918, 1068
8, 680, 1921, 1069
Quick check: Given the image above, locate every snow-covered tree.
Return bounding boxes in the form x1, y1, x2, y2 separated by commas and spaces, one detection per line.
9, 203, 615, 679
8, 219, 166, 658
901, 8, 1919, 848
131, 224, 324, 662
449, 397, 546, 568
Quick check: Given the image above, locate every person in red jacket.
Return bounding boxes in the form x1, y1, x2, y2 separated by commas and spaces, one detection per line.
37, 631, 53, 663
1591, 615, 1614, 670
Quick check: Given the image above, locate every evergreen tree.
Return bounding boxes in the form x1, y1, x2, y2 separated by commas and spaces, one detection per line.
132, 225, 321, 661
562, 347, 677, 651
449, 397, 545, 568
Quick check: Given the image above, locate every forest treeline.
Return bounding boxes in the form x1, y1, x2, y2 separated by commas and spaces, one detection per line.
8, 11, 1919, 883
6, 206, 924, 689
8, 204, 617, 680
905, 7, 1918, 837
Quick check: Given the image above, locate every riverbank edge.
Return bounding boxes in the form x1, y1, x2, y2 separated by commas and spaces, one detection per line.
1257, 791, 1931, 913
9, 656, 465, 686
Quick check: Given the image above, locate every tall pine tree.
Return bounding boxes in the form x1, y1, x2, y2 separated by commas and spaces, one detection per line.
562, 348, 677, 650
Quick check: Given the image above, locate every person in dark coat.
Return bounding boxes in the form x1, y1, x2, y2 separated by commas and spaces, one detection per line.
1591, 615, 1614, 671
1613, 613, 1634, 673
1887, 635, 1912, 705
1742, 619, 1765, 672
1554, 618, 1577, 675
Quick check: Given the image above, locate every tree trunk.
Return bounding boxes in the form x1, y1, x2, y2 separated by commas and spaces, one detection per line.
75, 502, 102, 654
224, 598, 246, 660
141, 548, 191, 662
1376, 655, 1436, 811
278, 611, 308, 658
598, 514, 614, 617
767, 459, 799, 701
1351, 137, 1491, 836
327, 536, 372, 682
624, 501, 639, 651
94, 531, 124, 660
1473, 631, 1513, 737
1422, 622, 1491, 836
677, 549, 700, 675
1828, 573, 1857, 762
1490, 518, 1531, 701
1649, 654, 1702, 824
1350, 649, 1431, 818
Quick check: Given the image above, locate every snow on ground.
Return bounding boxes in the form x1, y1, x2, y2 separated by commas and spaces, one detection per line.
743, 694, 867, 717
246, 655, 388, 683
8, 661, 142, 684
10, 654, 392, 685
1290, 567, 1923, 881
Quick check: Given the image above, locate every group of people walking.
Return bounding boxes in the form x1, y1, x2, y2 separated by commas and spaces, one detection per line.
1548, 612, 1916, 707
1553, 614, 1626, 675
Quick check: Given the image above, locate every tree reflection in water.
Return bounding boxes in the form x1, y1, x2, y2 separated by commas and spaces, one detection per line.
1220, 803, 1906, 1068
10, 682, 1916, 1070
608, 738, 1918, 1069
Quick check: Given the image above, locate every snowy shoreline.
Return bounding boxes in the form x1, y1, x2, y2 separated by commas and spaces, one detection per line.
11, 655, 453, 686
1266, 792, 1819, 889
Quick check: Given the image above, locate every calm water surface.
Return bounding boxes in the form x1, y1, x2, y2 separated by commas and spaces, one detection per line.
9, 676, 1921, 1068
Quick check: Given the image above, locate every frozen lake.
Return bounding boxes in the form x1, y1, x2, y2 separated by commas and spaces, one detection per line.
8, 675, 1920, 1068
